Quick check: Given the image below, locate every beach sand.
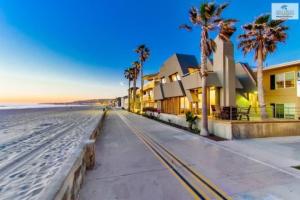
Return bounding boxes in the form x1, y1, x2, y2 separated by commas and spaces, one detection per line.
0, 106, 103, 200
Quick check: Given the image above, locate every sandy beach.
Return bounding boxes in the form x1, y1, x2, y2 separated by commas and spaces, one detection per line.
0, 106, 103, 200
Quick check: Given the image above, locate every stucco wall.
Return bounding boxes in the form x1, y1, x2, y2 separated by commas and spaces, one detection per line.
146, 112, 300, 140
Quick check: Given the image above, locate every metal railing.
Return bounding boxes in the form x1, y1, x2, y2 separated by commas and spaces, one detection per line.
210, 106, 300, 121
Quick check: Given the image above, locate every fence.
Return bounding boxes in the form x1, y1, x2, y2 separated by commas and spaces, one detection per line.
211, 105, 300, 121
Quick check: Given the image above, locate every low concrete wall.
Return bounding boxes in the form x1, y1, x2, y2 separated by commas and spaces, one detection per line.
41, 111, 106, 200
231, 120, 300, 139
146, 112, 300, 140
147, 112, 232, 139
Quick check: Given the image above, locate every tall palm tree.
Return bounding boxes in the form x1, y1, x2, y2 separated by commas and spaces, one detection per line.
181, 2, 236, 136
132, 61, 141, 112
135, 44, 150, 113
238, 14, 288, 119
124, 67, 134, 111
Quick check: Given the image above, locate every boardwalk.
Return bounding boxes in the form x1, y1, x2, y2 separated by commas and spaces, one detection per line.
80, 110, 300, 200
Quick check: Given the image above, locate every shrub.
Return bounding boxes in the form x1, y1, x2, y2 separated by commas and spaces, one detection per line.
185, 111, 197, 130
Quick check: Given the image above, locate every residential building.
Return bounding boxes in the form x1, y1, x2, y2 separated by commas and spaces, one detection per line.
121, 96, 128, 109
261, 60, 300, 119
140, 73, 158, 109
152, 37, 257, 116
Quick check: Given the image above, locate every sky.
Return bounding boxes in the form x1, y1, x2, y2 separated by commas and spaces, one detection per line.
0, 0, 299, 104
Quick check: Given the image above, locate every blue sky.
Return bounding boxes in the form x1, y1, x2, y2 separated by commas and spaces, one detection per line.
0, 0, 299, 103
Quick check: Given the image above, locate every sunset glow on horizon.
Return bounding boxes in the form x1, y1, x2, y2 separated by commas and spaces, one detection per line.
0, 0, 299, 104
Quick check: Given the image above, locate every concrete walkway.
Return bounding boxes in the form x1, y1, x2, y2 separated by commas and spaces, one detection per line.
80, 110, 300, 200
79, 111, 193, 200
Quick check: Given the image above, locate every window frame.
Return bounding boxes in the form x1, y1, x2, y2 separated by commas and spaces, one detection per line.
275, 71, 295, 89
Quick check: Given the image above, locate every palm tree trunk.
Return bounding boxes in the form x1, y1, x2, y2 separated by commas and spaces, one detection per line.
128, 80, 131, 111
140, 62, 144, 113
257, 48, 268, 119
200, 32, 209, 136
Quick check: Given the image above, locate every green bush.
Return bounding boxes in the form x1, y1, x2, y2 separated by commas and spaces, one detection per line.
185, 111, 197, 130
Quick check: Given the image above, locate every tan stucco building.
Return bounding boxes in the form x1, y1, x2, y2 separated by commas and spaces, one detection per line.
148, 37, 256, 116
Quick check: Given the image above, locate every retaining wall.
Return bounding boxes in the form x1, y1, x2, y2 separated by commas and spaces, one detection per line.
146, 112, 300, 140
41, 111, 106, 200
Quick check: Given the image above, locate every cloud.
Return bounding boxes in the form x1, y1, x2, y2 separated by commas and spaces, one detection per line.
119, 81, 125, 86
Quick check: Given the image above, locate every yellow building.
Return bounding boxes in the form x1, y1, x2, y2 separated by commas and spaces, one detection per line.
262, 60, 300, 119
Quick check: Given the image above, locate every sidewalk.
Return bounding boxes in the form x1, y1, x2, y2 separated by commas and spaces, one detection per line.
120, 110, 300, 200
79, 111, 193, 200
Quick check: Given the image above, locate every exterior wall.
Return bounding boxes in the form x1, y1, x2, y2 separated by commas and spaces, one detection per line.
162, 81, 185, 98
263, 65, 300, 119
121, 97, 128, 109
145, 112, 300, 140
161, 97, 181, 115
142, 81, 156, 108
154, 84, 164, 100
213, 37, 236, 107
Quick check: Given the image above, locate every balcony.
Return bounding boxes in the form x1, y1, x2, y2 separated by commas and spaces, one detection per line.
143, 81, 155, 91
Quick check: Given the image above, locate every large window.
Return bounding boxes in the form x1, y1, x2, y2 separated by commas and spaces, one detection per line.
274, 103, 295, 119
180, 97, 190, 113
275, 72, 295, 89
161, 77, 166, 84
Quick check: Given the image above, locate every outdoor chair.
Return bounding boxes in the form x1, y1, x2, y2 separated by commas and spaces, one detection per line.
211, 105, 221, 119
221, 106, 238, 120
238, 105, 251, 121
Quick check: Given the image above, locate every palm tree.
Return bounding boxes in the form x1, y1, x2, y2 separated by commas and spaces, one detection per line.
135, 44, 150, 113
238, 14, 288, 119
132, 61, 141, 112
181, 2, 236, 135
124, 67, 134, 111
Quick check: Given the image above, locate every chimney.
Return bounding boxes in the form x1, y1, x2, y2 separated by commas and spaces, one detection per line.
213, 36, 236, 107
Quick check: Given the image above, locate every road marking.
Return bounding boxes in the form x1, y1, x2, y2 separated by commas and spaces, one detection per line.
118, 112, 232, 200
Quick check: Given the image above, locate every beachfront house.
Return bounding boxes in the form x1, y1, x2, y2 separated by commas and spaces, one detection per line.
260, 60, 300, 120
152, 37, 257, 116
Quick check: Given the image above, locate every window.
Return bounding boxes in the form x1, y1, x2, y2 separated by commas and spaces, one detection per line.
284, 103, 295, 119
285, 72, 295, 88
161, 77, 166, 84
275, 72, 295, 89
270, 74, 275, 90
169, 73, 180, 82
276, 73, 284, 88
180, 97, 190, 113
274, 103, 295, 119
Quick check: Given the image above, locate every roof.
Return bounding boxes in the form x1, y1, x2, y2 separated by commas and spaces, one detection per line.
254, 60, 300, 71
175, 53, 199, 74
